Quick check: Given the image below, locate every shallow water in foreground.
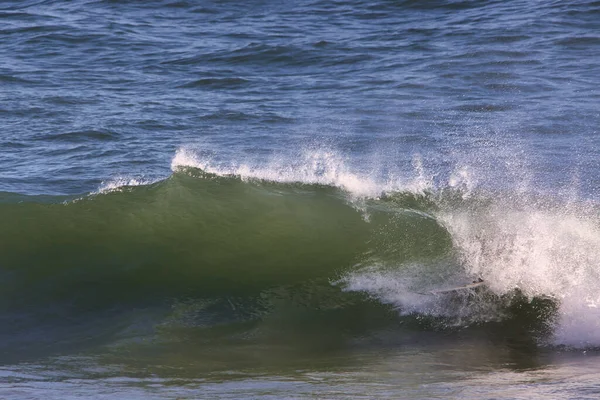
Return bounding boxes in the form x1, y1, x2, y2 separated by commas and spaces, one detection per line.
3, 345, 600, 399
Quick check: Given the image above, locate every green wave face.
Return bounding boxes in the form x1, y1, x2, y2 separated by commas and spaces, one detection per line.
1, 169, 567, 365
0, 169, 450, 309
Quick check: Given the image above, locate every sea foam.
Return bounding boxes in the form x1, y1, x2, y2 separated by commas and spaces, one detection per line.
170, 146, 433, 199
172, 145, 600, 348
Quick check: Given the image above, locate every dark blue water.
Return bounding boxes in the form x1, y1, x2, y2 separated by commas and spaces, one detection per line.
3, 0, 600, 196
2, 1, 600, 398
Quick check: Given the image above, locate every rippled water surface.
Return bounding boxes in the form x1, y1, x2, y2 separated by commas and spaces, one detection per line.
2, 0, 600, 398
3, 0, 599, 195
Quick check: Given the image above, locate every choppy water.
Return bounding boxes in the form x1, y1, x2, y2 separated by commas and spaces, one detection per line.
2, 0, 600, 398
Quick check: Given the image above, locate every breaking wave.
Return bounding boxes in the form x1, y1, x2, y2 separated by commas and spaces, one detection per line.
1, 146, 599, 359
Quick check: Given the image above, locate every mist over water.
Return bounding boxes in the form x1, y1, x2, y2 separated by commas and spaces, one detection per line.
2, 0, 600, 398
170, 139, 600, 348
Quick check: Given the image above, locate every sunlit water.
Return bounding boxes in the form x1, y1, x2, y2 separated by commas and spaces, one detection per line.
2, 0, 600, 398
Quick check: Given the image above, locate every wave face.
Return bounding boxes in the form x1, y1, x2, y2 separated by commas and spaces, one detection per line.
343, 191, 600, 346
2, 0, 600, 395
170, 147, 600, 350
0, 166, 450, 362
0, 171, 372, 306
3, 149, 600, 364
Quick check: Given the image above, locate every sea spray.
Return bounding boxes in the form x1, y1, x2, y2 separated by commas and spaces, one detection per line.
171, 146, 434, 199
3, 145, 599, 350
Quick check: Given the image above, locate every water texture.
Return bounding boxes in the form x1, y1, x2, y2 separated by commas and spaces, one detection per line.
2, 0, 600, 398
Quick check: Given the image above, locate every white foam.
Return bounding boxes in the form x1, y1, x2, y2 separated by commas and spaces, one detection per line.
341, 259, 508, 327
171, 145, 600, 347
171, 146, 433, 199
448, 165, 476, 198
554, 296, 600, 348
95, 176, 156, 194
343, 198, 600, 347
341, 263, 494, 323
446, 199, 600, 345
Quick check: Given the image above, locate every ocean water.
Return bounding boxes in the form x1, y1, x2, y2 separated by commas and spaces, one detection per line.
2, 0, 600, 398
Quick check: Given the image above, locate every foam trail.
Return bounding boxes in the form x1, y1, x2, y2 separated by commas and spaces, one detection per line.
173, 146, 600, 347
348, 198, 600, 346
171, 147, 433, 199
341, 262, 503, 325
338, 176, 600, 347
444, 203, 600, 347
96, 176, 157, 194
